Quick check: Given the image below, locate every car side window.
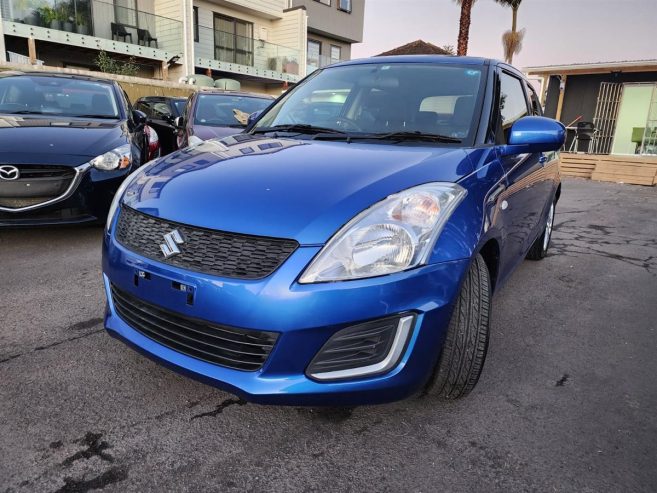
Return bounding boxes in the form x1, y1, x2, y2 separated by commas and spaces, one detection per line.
498, 72, 530, 143
135, 101, 151, 117
526, 83, 543, 116
151, 102, 172, 119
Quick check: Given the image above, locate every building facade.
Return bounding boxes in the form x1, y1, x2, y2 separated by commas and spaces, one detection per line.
526, 60, 657, 156
0, 0, 365, 94
290, 0, 364, 73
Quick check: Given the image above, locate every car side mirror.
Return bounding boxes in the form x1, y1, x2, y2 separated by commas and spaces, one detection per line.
245, 110, 263, 131
174, 116, 186, 129
132, 110, 147, 127
499, 116, 565, 156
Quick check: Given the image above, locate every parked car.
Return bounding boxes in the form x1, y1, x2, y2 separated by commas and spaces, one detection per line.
0, 72, 151, 226
102, 56, 565, 406
175, 90, 274, 148
135, 96, 186, 155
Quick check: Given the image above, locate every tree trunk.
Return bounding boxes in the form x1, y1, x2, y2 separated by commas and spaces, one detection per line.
508, 6, 518, 64
457, 0, 474, 56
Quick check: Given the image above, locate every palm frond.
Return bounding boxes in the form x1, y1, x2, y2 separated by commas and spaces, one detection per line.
502, 28, 525, 63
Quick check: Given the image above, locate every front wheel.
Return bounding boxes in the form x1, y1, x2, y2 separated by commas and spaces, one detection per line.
425, 254, 491, 399
526, 200, 556, 260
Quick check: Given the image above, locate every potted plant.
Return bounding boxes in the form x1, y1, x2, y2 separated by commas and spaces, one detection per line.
75, 13, 88, 35
37, 5, 57, 29
283, 57, 299, 75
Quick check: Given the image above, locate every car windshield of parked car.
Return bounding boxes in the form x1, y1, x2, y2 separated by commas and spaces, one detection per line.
0, 76, 120, 119
253, 63, 486, 142
193, 94, 271, 127
173, 100, 186, 115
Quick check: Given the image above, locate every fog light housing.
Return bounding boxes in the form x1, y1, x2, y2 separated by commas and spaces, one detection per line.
306, 314, 415, 381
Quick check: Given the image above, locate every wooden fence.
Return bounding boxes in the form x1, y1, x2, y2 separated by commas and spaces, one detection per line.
560, 153, 657, 186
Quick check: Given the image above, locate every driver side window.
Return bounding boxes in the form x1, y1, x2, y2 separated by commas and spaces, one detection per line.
498, 72, 529, 143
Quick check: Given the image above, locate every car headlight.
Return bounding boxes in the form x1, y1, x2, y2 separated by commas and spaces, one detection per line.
90, 144, 132, 171
105, 166, 144, 232
299, 183, 467, 283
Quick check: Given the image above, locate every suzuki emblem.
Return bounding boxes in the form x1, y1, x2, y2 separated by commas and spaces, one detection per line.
160, 229, 184, 258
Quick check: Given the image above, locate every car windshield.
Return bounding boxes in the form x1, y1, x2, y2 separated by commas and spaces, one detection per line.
193, 94, 272, 127
0, 76, 120, 119
253, 62, 486, 143
173, 99, 187, 115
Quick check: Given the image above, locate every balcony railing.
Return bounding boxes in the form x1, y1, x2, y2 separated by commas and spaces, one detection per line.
195, 24, 300, 76
1, 0, 183, 55
307, 54, 345, 74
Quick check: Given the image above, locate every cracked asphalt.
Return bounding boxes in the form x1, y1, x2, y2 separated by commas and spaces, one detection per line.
1, 178, 656, 492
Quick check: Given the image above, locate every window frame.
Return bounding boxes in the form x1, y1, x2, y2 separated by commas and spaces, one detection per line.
193, 7, 199, 43
338, 0, 352, 13
113, 0, 139, 29
330, 45, 342, 63
213, 13, 254, 66
307, 38, 322, 69
314, 0, 332, 6
496, 69, 531, 144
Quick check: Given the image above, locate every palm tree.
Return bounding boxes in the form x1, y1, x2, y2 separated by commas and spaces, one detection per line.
454, 0, 477, 56
495, 0, 525, 64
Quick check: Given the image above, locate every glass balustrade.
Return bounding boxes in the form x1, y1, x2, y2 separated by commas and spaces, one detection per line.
195, 24, 300, 76
1, 0, 183, 55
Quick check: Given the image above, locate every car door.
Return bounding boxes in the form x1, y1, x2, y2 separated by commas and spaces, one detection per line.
495, 70, 549, 275
148, 100, 177, 155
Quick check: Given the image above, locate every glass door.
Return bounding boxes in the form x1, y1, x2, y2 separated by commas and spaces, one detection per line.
640, 85, 657, 155
611, 84, 654, 155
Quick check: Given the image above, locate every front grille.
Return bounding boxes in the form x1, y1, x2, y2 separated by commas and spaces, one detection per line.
116, 206, 298, 280
0, 165, 76, 209
111, 284, 278, 371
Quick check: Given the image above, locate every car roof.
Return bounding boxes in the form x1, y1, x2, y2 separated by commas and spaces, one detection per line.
327, 55, 527, 79
137, 96, 187, 102
0, 70, 119, 84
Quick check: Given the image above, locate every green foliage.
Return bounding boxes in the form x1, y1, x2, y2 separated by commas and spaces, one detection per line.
94, 51, 139, 77
37, 5, 56, 24
441, 44, 456, 55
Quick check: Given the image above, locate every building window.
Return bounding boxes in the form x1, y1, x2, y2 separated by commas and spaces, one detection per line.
193, 7, 199, 43
338, 0, 352, 12
314, 0, 331, 5
114, 0, 138, 28
214, 14, 254, 66
307, 39, 322, 71
330, 45, 341, 63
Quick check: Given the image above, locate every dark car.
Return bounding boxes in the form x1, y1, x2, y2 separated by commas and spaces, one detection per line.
175, 90, 274, 148
134, 96, 186, 155
103, 56, 565, 406
0, 72, 151, 226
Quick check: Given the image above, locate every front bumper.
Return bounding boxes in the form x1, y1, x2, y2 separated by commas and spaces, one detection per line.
102, 224, 469, 406
0, 166, 131, 227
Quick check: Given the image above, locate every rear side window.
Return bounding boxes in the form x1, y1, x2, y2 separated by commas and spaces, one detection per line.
498, 72, 529, 142
526, 83, 543, 116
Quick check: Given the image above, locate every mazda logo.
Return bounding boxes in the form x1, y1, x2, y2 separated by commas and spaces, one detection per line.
0, 165, 20, 181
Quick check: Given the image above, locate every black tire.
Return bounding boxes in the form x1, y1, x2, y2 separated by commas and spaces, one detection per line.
426, 254, 491, 399
526, 199, 556, 260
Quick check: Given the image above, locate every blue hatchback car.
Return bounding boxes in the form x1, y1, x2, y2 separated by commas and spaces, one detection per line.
102, 56, 565, 406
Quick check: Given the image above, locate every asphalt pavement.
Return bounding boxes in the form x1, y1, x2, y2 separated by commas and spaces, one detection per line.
1, 178, 656, 492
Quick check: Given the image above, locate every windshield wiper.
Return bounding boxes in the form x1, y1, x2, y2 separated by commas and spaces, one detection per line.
72, 114, 117, 119
6, 110, 44, 115
313, 130, 462, 143
365, 131, 462, 143
251, 124, 348, 136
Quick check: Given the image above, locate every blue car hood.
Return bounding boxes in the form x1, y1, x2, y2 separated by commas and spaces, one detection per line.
124, 135, 474, 245
0, 115, 127, 166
